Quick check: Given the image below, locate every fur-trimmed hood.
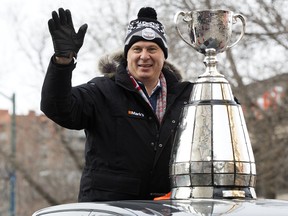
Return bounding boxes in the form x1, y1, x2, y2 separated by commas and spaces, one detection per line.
98, 52, 183, 81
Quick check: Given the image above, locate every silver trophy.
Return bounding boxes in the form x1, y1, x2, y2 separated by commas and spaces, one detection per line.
170, 9, 257, 199
175, 9, 246, 55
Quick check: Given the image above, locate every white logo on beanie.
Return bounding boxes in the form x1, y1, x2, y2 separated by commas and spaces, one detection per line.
141, 28, 156, 40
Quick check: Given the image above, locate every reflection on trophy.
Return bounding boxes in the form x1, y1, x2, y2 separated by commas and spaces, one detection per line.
170, 10, 257, 199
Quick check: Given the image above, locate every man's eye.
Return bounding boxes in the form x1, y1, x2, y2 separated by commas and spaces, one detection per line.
148, 47, 157, 52
133, 48, 141, 52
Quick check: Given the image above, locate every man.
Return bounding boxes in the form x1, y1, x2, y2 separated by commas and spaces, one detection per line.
41, 7, 193, 201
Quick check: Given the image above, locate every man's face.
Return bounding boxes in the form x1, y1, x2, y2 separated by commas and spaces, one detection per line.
127, 41, 165, 85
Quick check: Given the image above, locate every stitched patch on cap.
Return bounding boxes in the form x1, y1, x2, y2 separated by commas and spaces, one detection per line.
141, 28, 156, 40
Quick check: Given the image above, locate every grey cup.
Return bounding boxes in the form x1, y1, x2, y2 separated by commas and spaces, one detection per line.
175, 9, 246, 55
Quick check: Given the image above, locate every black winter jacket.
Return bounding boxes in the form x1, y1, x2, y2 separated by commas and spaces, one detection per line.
41, 53, 193, 202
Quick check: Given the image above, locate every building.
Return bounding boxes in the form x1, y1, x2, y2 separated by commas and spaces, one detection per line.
0, 110, 85, 216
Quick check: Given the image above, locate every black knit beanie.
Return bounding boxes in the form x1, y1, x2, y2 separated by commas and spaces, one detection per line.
124, 7, 168, 59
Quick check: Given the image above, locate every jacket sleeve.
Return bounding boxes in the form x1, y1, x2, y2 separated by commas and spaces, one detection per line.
40, 56, 94, 130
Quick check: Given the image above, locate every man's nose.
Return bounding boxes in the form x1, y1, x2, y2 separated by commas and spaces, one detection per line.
140, 49, 150, 60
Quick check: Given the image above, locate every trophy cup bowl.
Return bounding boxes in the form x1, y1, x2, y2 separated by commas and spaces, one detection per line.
174, 9, 246, 55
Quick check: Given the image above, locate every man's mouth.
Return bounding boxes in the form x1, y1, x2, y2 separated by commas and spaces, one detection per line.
138, 64, 152, 68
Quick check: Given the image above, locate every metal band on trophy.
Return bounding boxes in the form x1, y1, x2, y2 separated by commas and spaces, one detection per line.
170, 10, 257, 199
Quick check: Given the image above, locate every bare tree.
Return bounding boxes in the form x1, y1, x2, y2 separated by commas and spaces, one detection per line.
158, 0, 288, 199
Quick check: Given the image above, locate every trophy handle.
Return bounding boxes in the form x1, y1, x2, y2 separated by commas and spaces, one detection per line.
174, 11, 198, 51
227, 14, 246, 49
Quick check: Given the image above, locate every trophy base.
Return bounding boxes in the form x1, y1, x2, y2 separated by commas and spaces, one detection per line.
170, 187, 257, 199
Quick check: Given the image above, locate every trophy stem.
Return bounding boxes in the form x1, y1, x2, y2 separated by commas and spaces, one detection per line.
200, 48, 224, 78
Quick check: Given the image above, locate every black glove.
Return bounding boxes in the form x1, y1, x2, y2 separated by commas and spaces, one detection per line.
48, 8, 88, 58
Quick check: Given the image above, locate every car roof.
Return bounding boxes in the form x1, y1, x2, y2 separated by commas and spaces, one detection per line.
32, 198, 288, 216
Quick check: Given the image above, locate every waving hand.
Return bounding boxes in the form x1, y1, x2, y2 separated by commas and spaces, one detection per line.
48, 8, 88, 58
